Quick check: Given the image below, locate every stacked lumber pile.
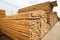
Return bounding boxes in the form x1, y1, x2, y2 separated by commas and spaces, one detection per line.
0, 10, 5, 17
18, 1, 57, 13
0, 1, 58, 40
0, 10, 6, 30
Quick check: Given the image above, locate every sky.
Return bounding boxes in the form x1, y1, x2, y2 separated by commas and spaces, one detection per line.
0, 0, 60, 17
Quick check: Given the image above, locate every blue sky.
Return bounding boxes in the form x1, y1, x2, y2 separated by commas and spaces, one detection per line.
0, 0, 60, 17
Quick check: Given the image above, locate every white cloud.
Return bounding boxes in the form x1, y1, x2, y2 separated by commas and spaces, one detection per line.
56, 0, 60, 17
2, 0, 30, 8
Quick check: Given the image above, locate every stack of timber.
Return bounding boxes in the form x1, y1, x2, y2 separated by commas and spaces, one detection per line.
18, 1, 57, 13
0, 10, 5, 17
0, 10, 5, 15
0, 10, 6, 30
0, 1, 58, 40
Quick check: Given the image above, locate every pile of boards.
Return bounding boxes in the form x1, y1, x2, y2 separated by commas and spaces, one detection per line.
0, 1, 58, 40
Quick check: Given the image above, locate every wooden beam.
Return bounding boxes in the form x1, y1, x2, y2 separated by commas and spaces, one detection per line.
50, 1, 57, 7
